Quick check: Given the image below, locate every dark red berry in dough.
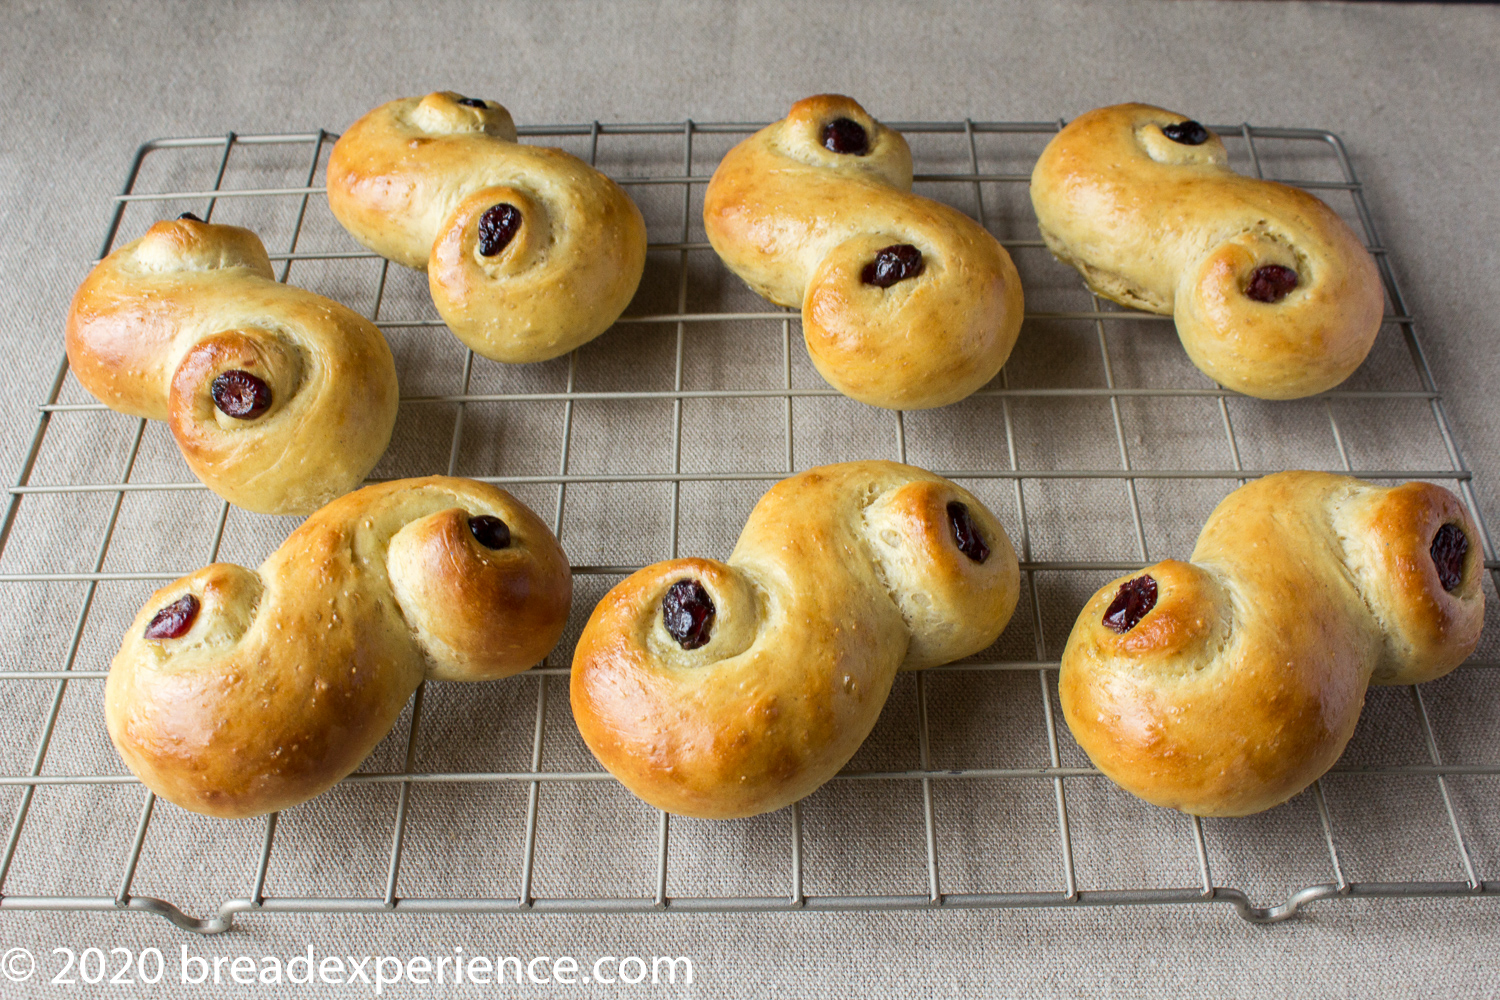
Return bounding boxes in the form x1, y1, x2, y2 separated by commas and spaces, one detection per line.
468, 515, 512, 550
822, 118, 869, 155
663, 579, 715, 649
1162, 120, 1210, 146
477, 204, 523, 257
947, 502, 990, 564
1245, 265, 1299, 304
861, 244, 925, 288
145, 594, 199, 640
1103, 575, 1158, 633
1431, 523, 1469, 592
211, 370, 272, 419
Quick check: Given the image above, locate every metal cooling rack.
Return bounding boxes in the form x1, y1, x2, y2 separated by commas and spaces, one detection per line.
0, 115, 1495, 934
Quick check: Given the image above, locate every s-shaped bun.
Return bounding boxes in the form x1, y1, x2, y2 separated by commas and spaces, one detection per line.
66, 216, 399, 515
1060, 471, 1484, 816
327, 92, 648, 364
571, 461, 1020, 818
704, 95, 1025, 410
1030, 104, 1384, 399
106, 477, 572, 818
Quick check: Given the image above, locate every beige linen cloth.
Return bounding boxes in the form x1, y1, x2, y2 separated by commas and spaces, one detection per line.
0, 2, 1496, 997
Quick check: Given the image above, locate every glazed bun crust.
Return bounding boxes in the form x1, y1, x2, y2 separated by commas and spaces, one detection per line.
1030, 104, 1384, 399
1060, 472, 1483, 817
571, 461, 1020, 819
705, 95, 1024, 410
327, 92, 647, 364
65, 217, 399, 515
107, 477, 571, 818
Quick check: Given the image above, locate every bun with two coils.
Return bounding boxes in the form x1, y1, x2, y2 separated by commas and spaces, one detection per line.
1030, 103, 1384, 399
1060, 471, 1484, 817
704, 95, 1025, 410
65, 216, 399, 515
106, 477, 572, 818
327, 91, 647, 364
571, 460, 1020, 819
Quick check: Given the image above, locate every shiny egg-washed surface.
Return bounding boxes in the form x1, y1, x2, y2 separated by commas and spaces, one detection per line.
571, 461, 1020, 819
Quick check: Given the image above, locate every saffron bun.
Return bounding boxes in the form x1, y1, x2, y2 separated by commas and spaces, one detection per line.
65, 215, 398, 515
327, 91, 647, 364
571, 461, 1020, 819
1030, 103, 1384, 399
1060, 471, 1483, 817
106, 477, 572, 818
704, 95, 1024, 410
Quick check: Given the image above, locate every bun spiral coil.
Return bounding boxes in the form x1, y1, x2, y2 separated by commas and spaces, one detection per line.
1030, 103, 1384, 399
327, 92, 648, 364
106, 477, 572, 818
65, 216, 399, 515
704, 95, 1025, 410
571, 461, 1020, 819
1060, 471, 1484, 816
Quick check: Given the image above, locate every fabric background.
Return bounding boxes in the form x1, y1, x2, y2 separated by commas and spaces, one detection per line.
0, 1, 1498, 996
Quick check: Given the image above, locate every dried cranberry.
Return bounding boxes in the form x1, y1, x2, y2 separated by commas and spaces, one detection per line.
861, 244, 925, 288
456, 96, 487, 108
946, 502, 990, 564
1103, 575, 1158, 633
1245, 265, 1299, 304
477, 203, 523, 257
1161, 120, 1210, 146
821, 118, 869, 155
177, 212, 203, 222
145, 594, 199, 640
468, 515, 511, 550
1430, 523, 1469, 592
210, 370, 272, 419
662, 579, 714, 649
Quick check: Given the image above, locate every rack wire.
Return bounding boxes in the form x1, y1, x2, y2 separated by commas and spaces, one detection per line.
0, 115, 1495, 934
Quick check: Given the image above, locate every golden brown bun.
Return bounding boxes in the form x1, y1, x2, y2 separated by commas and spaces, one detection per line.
1030, 104, 1384, 399
106, 477, 571, 818
327, 92, 647, 364
703, 95, 1024, 410
1060, 472, 1484, 817
65, 217, 399, 515
571, 461, 1020, 818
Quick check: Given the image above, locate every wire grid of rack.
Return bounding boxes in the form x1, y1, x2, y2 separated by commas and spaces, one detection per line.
0, 114, 1495, 935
